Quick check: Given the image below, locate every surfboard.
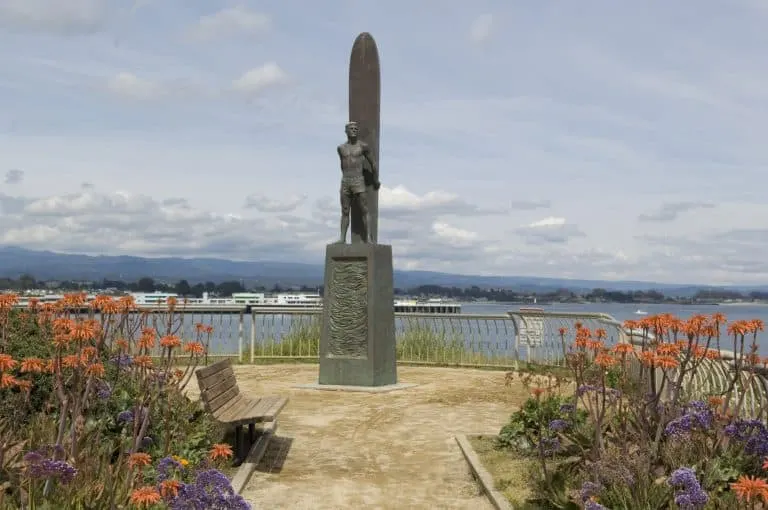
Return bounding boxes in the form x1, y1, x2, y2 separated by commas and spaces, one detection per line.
348, 32, 381, 244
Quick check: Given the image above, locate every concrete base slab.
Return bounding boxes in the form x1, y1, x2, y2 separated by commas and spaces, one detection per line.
293, 382, 418, 393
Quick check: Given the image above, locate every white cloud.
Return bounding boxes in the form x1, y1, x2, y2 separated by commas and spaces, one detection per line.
244, 193, 307, 213
638, 201, 716, 222
0, 0, 105, 34
516, 217, 585, 245
106, 72, 162, 100
432, 222, 477, 246
4, 169, 23, 185
231, 63, 287, 95
469, 14, 494, 44
188, 6, 270, 41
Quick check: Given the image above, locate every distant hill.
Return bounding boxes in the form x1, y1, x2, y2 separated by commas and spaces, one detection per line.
0, 245, 764, 296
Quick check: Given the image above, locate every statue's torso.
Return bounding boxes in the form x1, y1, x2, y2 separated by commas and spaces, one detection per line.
338, 142, 366, 180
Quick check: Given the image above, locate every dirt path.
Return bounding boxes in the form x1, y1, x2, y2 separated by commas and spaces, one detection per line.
198, 364, 529, 510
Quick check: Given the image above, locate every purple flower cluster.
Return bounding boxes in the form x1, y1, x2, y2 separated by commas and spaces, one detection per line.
117, 406, 149, 426
576, 385, 621, 400
664, 401, 714, 437
95, 380, 112, 400
111, 353, 133, 368
577, 384, 599, 396
548, 419, 569, 432
579, 481, 608, 508
579, 481, 602, 503
724, 419, 768, 457
538, 437, 561, 456
157, 456, 184, 482
667, 467, 708, 509
559, 403, 576, 414
23, 451, 77, 484
166, 469, 250, 509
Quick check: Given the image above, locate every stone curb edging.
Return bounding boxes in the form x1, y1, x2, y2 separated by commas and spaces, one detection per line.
455, 434, 514, 510
231, 420, 278, 494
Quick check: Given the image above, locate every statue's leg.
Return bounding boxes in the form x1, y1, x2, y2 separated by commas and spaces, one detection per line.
357, 191, 370, 243
339, 188, 351, 244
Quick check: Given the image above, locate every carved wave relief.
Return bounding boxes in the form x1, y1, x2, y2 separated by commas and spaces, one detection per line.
327, 258, 368, 358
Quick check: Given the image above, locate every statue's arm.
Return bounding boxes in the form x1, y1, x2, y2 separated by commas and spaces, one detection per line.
362, 143, 380, 188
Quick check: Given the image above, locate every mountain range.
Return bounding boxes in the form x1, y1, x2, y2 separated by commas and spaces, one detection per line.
0, 245, 764, 296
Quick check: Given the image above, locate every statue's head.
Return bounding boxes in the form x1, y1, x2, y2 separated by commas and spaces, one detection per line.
345, 121, 359, 139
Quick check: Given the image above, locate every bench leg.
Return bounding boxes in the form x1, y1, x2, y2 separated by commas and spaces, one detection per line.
248, 423, 255, 444
235, 425, 244, 465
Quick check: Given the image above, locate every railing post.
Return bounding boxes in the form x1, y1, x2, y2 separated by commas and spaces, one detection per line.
238, 312, 244, 363
250, 310, 256, 363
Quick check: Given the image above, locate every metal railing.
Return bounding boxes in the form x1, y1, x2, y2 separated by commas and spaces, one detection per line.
144, 306, 768, 414
151, 307, 624, 369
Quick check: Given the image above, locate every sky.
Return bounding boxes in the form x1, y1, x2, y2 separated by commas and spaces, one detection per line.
1, 1, 768, 285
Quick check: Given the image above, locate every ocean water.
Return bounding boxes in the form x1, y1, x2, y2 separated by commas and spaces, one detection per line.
462, 301, 768, 324
188, 301, 768, 358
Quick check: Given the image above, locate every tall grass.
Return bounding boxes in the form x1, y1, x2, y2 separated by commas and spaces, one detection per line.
246, 320, 516, 367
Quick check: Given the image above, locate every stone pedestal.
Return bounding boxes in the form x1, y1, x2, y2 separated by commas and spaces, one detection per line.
318, 242, 397, 387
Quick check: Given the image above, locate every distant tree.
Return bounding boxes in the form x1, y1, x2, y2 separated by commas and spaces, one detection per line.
204, 281, 216, 293
174, 279, 191, 296
136, 277, 155, 293
216, 281, 245, 296
18, 274, 36, 290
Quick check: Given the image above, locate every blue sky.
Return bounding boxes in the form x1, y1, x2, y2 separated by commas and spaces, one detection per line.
1, 0, 768, 285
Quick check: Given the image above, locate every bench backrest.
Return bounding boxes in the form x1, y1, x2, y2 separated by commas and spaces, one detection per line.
196, 359, 240, 414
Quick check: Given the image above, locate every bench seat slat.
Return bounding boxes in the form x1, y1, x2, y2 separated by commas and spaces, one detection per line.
195, 359, 288, 428
196, 358, 233, 379
204, 385, 240, 413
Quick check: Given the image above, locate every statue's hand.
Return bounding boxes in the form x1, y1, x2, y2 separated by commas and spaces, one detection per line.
374, 181, 381, 191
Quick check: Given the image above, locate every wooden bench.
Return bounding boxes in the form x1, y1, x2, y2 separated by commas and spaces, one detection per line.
196, 359, 288, 463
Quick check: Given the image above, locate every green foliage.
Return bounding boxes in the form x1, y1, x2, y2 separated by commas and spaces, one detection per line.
0, 310, 56, 425
0, 304, 234, 509
496, 395, 585, 452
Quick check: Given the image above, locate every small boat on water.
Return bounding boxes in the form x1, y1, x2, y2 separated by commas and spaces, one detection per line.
634, 309, 648, 315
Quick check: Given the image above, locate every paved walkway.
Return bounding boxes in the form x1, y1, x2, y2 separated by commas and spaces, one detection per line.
194, 364, 528, 510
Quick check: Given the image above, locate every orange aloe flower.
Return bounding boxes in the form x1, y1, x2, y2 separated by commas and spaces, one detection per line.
61, 355, 82, 369
133, 355, 153, 368
160, 335, 181, 349
183, 342, 205, 356
730, 475, 768, 503
0, 293, 19, 310
115, 338, 130, 351
138, 329, 156, 350
0, 354, 16, 371
558, 327, 567, 336
20, 357, 44, 373
594, 353, 617, 368
637, 351, 656, 366
130, 486, 162, 507
705, 349, 720, 360
0, 374, 19, 389
656, 343, 681, 356
128, 452, 152, 469
14, 379, 32, 392
159, 479, 181, 498
85, 363, 105, 378
727, 321, 750, 337
708, 396, 724, 408
612, 343, 634, 355
654, 355, 679, 369
209, 443, 234, 461
586, 340, 605, 351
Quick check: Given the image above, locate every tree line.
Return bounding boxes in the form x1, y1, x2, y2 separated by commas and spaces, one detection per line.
1, 275, 766, 303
